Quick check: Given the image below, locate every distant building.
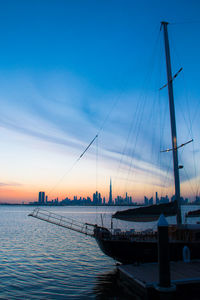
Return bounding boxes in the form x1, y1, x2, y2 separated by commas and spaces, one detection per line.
93, 191, 102, 205
98, 193, 102, 205
114, 193, 133, 205
38, 191, 45, 204
160, 195, 169, 204
93, 191, 98, 204
195, 196, 200, 204
149, 197, 153, 205
156, 192, 159, 204
144, 196, 148, 206
171, 195, 176, 202
108, 178, 113, 205
184, 198, 189, 204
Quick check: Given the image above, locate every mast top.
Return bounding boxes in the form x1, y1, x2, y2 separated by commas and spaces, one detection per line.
161, 21, 169, 25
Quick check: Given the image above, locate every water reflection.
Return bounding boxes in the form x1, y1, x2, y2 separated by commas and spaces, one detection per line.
93, 268, 135, 300
1, 205, 200, 299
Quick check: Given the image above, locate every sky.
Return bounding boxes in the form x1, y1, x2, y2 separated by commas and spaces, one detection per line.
0, 0, 200, 203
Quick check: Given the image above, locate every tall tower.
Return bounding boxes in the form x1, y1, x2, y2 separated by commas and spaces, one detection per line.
109, 178, 112, 205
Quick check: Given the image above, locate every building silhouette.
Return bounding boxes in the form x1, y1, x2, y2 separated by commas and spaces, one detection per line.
156, 192, 159, 204
108, 178, 113, 205
38, 191, 45, 204
93, 191, 102, 205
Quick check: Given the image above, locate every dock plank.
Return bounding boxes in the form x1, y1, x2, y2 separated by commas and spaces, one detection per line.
118, 260, 200, 287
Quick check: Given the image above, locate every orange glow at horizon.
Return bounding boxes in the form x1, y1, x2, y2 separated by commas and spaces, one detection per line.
0, 175, 198, 204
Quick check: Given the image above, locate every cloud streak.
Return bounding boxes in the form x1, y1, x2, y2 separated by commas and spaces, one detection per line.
0, 182, 22, 187
0, 62, 199, 202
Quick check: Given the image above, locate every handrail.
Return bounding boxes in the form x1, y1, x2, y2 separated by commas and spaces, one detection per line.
29, 208, 94, 237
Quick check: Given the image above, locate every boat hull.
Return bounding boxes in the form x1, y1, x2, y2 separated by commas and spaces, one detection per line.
95, 237, 200, 264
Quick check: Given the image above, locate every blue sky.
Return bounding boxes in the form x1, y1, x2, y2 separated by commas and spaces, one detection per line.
0, 0, 200, 203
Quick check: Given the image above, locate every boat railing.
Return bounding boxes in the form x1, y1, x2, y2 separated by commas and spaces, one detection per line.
110, 228, 158, 242
28, 208, 94, 237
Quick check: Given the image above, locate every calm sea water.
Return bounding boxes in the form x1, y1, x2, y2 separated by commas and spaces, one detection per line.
0, 205, 199, 299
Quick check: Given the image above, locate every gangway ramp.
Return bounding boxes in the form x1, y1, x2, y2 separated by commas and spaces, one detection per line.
29, 208, 94, 237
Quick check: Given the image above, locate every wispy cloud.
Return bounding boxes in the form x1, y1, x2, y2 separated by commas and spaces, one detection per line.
0, 116, 83, 150
0, 182, 21, 187
0, 69, 199, 202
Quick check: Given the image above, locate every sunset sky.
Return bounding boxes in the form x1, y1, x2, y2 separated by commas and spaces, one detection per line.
0, 0, 200, 203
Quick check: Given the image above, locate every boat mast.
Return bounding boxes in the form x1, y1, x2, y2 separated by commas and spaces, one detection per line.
161, 21, 182, 224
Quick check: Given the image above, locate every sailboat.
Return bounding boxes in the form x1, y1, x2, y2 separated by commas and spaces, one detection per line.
29, 22, 200, 264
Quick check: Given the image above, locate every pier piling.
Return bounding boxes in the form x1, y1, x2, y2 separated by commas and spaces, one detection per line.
155, 214, 176, 298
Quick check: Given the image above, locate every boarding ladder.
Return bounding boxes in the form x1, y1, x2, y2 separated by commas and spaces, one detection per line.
29, 208, 94, 237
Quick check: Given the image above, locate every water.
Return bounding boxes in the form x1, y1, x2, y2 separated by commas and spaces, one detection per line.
0, 205, 199, 299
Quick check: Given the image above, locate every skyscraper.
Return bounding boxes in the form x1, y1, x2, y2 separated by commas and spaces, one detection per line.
108, 178, 112, 205
38, 191, 45, 204
156, 192, 159, 204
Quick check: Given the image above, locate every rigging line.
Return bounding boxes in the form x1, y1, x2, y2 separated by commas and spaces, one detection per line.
169, 30, 194, 138
113, 25, 161, 193
47, 134, 98, 197
160, 129, 174, 194
192, 141, 199, 196
157, 34, 168, 193
180, 80, 199, 195
191, 98, 200, 126
167, 30, 199, 196
123, 27, 162, 195
158, 86, 174, 193
47, 92, 120, 198
96, 135, 98, 193
113, 25, 162, 198
95, 136, 98, 224
155, 32, 175, 197
179, 138, 199, 197
170, 20, 200, 25
47, 84, 122, 200
115, 92, 142, 194
160, 28, 197, 197
161, 33, 193, 137
97, 97, 119, 135
180, 156, 196, 199
123, 94, 146, 195
148, 48, 166, 191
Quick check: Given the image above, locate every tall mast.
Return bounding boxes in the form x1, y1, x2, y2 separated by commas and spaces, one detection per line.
161, 21, 182, 224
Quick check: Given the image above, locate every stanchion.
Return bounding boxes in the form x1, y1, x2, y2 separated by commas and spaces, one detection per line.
155, 214, 176, 299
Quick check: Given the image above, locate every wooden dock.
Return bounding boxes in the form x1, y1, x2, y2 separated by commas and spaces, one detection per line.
118, 260, 200, 299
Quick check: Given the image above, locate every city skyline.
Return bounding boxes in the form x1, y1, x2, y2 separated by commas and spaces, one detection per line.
31, 179, 193, 206
0, 1, 200, 203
